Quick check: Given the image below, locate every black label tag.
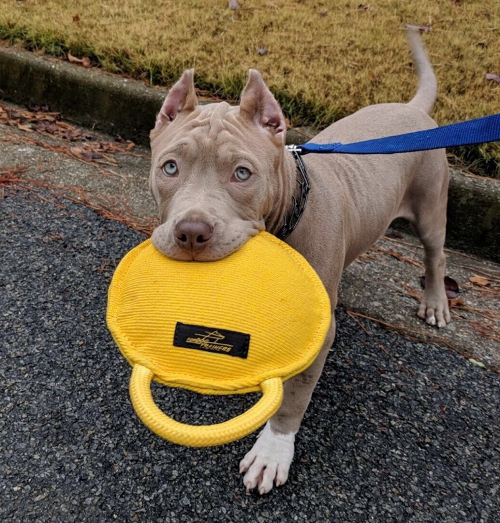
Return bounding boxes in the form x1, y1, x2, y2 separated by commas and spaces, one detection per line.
174, 322, 250, 359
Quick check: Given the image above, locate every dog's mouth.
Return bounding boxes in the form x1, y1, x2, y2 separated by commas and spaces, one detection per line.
151, 219, 261, 262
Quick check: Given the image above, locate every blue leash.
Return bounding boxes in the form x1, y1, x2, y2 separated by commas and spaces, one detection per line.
290, 113, 500, 155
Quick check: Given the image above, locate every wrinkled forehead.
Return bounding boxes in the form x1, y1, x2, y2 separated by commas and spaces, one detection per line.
150, 101, 283, 171
204, 102, 240, 137
151, 102, 242, 153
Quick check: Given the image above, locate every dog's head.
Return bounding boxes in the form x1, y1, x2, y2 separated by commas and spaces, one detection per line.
149, 69, 291, 261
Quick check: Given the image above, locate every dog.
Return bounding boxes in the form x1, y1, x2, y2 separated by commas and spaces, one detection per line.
148, 30, 450, 494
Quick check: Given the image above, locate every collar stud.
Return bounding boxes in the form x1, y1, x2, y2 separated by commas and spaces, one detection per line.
277, 149, 310, 241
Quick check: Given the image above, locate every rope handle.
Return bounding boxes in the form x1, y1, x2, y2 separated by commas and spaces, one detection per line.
129, 364, 284, 447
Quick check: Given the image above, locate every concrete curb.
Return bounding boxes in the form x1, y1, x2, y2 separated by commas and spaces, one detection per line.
1, 45, 498, 261
0, 46, 167, 144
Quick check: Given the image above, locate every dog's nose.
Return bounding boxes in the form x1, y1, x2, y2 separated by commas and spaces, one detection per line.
175, 220, 213, 252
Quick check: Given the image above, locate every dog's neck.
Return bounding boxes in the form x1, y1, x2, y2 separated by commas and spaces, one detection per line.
265, 148, 306, 240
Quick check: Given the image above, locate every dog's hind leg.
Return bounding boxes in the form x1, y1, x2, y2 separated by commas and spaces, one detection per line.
417, 222, 450, 328
407, 155, 451, 328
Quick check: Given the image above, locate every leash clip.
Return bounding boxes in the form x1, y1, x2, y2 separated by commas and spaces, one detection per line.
285, 144, 304, 154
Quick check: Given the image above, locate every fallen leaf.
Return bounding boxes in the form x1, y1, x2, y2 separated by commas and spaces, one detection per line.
70, 146, 85, 156
17, 123, 33, 132
470, 275, 490, 287
448, 298, 465, 308
71, 149, 102, 162
62, 129, 83, 141
486, 73, 500, 83
469, 358, 486, 368
67, 52, 84, 64
35, 121, 56, 134
73, 14, 80, 23
81, 151, 96, 162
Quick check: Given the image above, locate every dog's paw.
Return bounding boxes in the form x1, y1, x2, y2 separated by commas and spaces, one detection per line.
239, 422, 295, 495
418, 296, 451, 328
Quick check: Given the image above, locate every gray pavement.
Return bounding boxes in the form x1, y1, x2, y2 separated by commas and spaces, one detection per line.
1, 185, 499, 522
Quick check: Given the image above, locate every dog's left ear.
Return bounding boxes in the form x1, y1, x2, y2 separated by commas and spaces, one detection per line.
152, 69, 198, 135
239, 70, 286, 141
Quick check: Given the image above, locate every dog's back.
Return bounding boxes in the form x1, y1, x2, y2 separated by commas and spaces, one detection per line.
293, 31, 446, 268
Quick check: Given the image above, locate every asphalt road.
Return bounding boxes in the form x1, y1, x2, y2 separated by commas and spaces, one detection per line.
1, 188, 499, 523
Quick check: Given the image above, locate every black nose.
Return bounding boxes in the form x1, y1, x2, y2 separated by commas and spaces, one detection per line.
175, 220, 213, 252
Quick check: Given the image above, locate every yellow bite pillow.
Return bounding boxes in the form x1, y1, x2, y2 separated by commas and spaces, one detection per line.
107, 231, 331, 447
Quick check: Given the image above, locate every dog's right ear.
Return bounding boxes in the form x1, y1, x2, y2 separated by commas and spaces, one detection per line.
152, 69, 198, 135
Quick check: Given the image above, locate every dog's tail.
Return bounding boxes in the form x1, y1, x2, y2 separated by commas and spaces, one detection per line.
407, 29, 437, 115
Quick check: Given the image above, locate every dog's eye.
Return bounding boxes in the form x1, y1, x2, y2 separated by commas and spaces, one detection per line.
162, 161, 178, 177
233, 167, 251, 182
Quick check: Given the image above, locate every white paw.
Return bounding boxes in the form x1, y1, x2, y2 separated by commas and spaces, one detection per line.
239, 421, 295, 494
418, 298, 451, 328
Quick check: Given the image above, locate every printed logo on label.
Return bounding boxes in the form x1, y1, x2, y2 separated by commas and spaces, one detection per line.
174, 322, 250, 359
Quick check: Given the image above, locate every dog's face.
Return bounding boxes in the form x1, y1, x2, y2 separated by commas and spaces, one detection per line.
149, 70, 287, 261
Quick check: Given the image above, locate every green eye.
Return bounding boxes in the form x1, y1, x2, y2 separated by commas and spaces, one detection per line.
162, 161, 178, 176
234, 167, 251, 182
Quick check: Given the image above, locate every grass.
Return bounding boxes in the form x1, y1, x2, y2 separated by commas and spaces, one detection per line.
1, 0, 499, 176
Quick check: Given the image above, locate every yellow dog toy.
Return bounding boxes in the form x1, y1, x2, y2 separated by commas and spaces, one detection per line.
107, 232, 330, 447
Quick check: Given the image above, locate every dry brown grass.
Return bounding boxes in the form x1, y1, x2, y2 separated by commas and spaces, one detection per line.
1, 0, 499, 175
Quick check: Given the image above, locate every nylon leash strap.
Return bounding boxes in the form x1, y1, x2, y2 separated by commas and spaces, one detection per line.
290, 113, 500, 155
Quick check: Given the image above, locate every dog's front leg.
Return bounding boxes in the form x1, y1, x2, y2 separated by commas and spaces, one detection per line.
240, 317, 337, 494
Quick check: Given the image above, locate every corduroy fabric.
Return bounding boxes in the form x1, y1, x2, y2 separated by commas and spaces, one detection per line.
107, 232, 331, 446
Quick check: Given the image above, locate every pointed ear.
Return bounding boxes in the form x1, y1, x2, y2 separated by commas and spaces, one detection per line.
153, 69, 198, 132
239, 69, 286, 140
